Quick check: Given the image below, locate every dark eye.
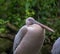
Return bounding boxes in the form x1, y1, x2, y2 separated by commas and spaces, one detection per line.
28, 19, 32, 21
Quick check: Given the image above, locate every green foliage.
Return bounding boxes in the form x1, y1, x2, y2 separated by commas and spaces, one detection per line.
0, 38, 12, 52
0, 19, 7, 33
0, 0, 59, 54
39, 0, 57, 18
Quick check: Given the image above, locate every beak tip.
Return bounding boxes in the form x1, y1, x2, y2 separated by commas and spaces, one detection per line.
51, 30, 55, 32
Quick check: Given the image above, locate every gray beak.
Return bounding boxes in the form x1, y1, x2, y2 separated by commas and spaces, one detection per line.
35, 21, 54, 32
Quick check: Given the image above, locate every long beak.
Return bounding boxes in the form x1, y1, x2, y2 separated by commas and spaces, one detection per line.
35, 21, 54, 32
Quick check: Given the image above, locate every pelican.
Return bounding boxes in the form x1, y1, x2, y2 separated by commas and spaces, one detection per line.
13, 17, 54, 54
51, 37, 60, 54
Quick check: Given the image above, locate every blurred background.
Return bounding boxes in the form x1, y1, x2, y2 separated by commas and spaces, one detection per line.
0, 0, 60, 54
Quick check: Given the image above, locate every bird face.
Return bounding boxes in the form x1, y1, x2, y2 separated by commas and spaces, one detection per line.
26, 17, 54, 32
26, 17, 36, 26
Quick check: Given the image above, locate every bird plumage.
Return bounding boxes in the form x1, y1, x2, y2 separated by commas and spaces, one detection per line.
13, 26, 27, 52
14, 24, 45, 54
13, 17, 54, 54
51, 37, 60, 54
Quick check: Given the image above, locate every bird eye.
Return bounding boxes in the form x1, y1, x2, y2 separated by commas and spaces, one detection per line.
28, 19, 32, 21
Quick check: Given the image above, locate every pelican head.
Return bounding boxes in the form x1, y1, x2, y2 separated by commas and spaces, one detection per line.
26, 17, 36, 26
26, 17, 54, 32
